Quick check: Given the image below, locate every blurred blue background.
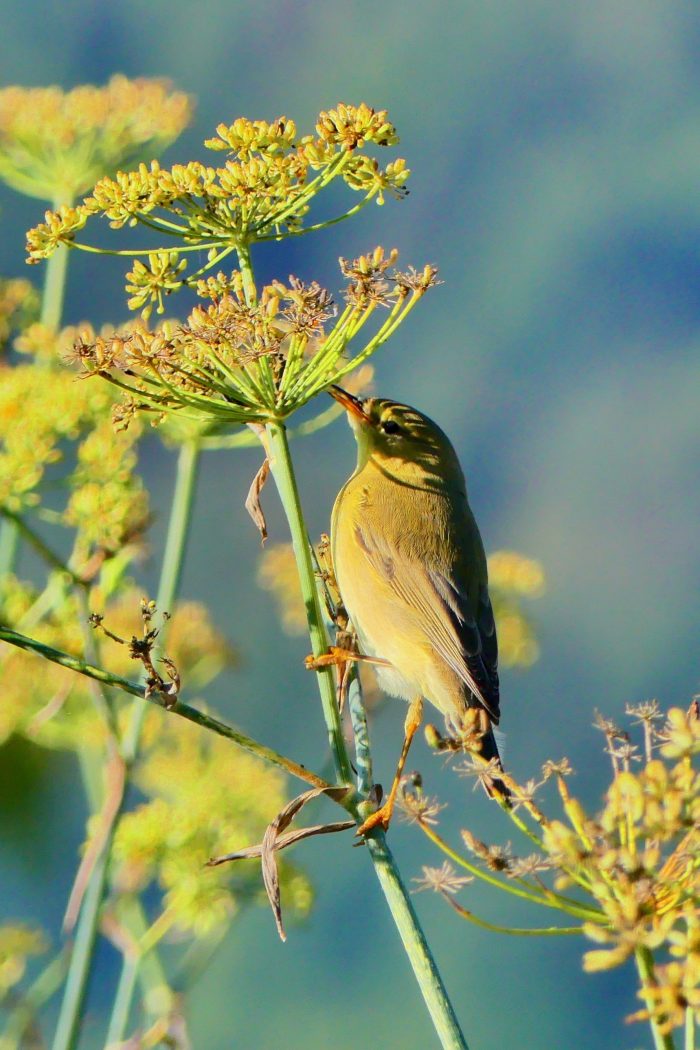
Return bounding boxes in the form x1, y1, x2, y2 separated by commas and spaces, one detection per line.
1, 2, 699, 1047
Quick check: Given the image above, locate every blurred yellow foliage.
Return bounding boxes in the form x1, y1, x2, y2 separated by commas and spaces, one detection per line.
0, 924, 47, 998
112, 711, 312, 937
0, 77, 191, 202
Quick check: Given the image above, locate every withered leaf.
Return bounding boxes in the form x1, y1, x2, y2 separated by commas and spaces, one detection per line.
245, 457, 270, 543
207, 785, 352, 941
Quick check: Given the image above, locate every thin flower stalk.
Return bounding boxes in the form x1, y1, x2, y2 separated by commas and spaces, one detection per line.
635, 947, 677, 1050
417, 821, 606, 924
441, 894, 582, 937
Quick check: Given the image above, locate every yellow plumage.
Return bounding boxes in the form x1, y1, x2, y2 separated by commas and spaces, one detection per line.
330, 389, 506, 831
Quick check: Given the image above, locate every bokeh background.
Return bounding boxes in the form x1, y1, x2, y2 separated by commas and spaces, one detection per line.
1, 2, 699, 1048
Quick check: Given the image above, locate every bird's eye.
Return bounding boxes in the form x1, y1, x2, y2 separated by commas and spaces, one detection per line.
381, 419, 401, 435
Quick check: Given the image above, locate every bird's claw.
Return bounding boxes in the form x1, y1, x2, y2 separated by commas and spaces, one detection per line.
356, 803, 393, 837
304, 646, 359, 671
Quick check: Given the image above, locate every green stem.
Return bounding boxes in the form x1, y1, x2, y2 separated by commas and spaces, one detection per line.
0, 513, 20, 580
105, 898, 176, 1046
52, 848, 109, 1050
265, 422, 352, 784
236, 242, 257, 306
104, 955, 139, 1047
443, 894, 582, 936
635, 948, 677, 1050
0, 510, 86, 587
365, 834, 468, 1049
0, 627, 332, 791
123, 438, 201, 762
263, 422, 468, 1050
40, 242, 69, 332
40, 194, 73, 333
687, 1004, 696, 1050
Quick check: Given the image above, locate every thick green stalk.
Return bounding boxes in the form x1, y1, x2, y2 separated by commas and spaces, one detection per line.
40, 241, 70, 332
104, 954, 139, 1048
264, 421, 468, 1050
635, 948, 676, 1050
265, 422, 353, 784
688, 1003, 696, 1050
687, 1006, 696, 1050
365, 835, 468, 1049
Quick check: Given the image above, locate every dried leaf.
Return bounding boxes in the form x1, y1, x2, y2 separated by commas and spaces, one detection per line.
207, 821, 355, 865
245, 457, 270, 543
207, 785, 351, 940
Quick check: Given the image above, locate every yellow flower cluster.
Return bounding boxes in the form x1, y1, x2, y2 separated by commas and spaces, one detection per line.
0, 350, 149, 564
0, 277, 37, 349
257, 543, 307, 635
64, 417, 148, 556
315, 103, 398, 150
488, 549, 545, 596
540, 706, 699, 1033
0, 361, 109, 511
415, 701, 697, 1038
112, 713, 312, 937
0, 924, 47, 998
26, 104, 408, 262
0, 77, 191, 202
487, 550, 545, 667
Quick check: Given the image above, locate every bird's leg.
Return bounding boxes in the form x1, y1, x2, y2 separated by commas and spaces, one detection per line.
356, 696, 424, 836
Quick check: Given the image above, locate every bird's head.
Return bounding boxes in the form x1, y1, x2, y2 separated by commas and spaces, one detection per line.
329, 386, 465, 491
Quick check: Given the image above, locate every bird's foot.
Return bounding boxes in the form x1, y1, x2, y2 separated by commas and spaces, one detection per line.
356, 800, 394, 837
304, 646, 358, 671
304, 647, 391, 671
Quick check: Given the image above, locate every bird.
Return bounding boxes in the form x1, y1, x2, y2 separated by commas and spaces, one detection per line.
329, 386, 507, 835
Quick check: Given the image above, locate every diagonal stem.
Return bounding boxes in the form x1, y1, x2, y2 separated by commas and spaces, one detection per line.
0, 626, 332, 791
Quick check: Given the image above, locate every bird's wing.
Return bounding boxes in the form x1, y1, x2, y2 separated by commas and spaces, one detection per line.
354, 521, 500, 722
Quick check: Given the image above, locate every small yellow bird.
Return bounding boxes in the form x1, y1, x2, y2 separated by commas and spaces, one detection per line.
329, 387, 507, 834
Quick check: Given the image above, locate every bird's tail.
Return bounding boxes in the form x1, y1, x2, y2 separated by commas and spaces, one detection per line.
477, 717, 512, 806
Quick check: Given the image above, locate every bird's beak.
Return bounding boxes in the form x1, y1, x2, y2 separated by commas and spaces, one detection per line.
329, 386, 367, 421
